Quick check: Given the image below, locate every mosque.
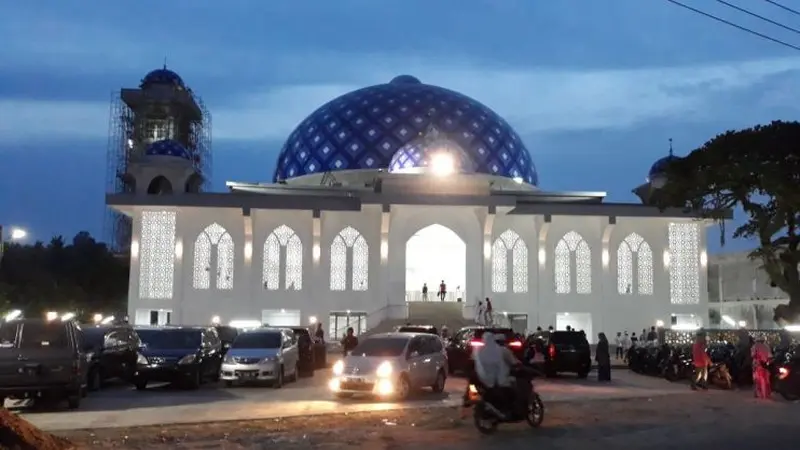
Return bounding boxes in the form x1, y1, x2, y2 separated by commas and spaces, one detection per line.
107, 68, 712, 342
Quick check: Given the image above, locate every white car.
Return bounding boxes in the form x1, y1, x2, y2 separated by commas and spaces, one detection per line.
329, 332, 448, 400
220, 328, 299, 388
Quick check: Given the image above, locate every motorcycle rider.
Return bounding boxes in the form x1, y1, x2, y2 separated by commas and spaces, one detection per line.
473, 332, 521, 416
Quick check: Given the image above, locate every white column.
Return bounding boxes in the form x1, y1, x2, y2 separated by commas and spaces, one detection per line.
127, 208, 142, 322
242, 208, 254, 319
173, 211, 185, 324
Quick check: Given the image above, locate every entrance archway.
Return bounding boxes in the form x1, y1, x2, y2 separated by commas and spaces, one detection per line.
405, 224, 466, 302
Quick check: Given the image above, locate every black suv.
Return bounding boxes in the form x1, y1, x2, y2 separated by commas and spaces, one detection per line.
133, 326, 224, 390
0, 319, 87, 409
290, 327, 315, 377
445, 326, 524, 374
81, 324, 141, 390
543, 331, 592, 378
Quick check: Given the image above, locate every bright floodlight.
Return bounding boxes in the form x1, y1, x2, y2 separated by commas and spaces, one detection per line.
211, 315, 221, 325
101, 316, 115, 325
430, 152, 455, 176
61, 312, 76, 321
93, 313, 103, 323
4, 309, 21, 321
9, 228, 27, 240
738, 320, 747, 328
45, 311, 58, 321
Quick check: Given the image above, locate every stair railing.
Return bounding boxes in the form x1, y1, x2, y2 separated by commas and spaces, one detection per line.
330, 303, 408, 341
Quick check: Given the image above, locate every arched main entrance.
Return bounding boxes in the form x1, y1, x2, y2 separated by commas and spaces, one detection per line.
405, 224, 466, 302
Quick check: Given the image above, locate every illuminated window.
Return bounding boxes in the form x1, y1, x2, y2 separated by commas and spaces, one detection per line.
554, 231, 592, 294
192, 223, 235, 290
668, 223, 700, 304
262, 225, 303, 290
491, 229, 528, 293
139, 211, 176, 299
617, 232, 653, 295
330, 226, 369, 291
144, 119, 173, 142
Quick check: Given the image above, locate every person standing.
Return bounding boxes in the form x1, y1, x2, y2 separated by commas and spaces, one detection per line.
439, 280, 447, 301
484, 297, 493, 325
691, 333, 710, 390
751, 335, 773, 399
646, 326, 658, 342
314, 323, 325, 343
596, 333, 611, 381
614, 332, 623, 360
422, 283, 428, 301
622, 332, 631, 362
341, 327, 358, 356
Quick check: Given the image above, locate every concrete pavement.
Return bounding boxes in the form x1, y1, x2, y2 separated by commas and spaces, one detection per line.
18, 369, 689, 431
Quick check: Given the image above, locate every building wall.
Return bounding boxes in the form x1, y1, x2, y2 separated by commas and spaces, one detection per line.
126, 205, 710, 341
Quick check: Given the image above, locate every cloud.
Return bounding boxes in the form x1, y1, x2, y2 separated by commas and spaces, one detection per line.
2, 55, 800, 147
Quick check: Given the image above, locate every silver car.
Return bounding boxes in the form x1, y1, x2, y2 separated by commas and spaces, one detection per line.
329, 332, 448, 399
220, 328, 299, 388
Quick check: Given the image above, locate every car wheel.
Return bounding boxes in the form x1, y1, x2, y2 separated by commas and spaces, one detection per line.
66, 392, 81, 410
395, 375, 411, 400
88, 369, 102, 392
134, 379, 148, 391
431, 370, 446, 393
272, 366, 284, 389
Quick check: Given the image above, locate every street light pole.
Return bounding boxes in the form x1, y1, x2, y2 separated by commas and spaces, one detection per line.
0, 225, 28, 266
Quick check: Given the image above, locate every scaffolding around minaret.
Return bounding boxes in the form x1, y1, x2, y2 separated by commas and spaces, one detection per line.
104, 66, 212, 253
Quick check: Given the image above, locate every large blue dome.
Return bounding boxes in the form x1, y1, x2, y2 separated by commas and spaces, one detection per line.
648, 154, 680, 179
273, 76, 539, 185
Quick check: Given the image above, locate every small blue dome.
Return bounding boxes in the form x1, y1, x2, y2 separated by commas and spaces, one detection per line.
145, 139, 192, 160
141, 67, 186, 90
274, 75, 539, 185
648, 154, 680, 178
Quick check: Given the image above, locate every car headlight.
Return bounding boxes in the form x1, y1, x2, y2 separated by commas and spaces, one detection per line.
136, 353, 148, 365
223, 355, 234, 364
178, 354, 197, 365
376, 361, 392, 378
85, 352, 95, 361
332, 360, 344, 376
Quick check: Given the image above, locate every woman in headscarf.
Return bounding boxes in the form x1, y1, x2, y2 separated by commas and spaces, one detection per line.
596, 332, 611, 381
751, 335, 773, 399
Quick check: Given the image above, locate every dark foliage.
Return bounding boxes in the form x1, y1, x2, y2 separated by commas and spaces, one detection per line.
0, 231, 128, 318
655, 121, 800, 325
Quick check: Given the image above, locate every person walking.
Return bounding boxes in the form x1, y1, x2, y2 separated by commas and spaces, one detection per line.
614, 332, 623, 360
341, 327, 359, 356
422, 283, 428, 301
475, 301, 485, 325
691, 333, 710, 390
439, 280, 447, 301
484, 297, 493, 325
751, 335, 773, 399
596, 332, 612, 381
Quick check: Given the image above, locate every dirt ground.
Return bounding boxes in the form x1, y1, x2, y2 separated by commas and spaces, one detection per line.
54, 388, 800, 450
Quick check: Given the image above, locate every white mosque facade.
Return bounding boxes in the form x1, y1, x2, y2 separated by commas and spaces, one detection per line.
109, 71, 712, 341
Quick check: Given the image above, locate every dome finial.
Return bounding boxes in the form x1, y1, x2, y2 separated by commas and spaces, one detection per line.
163, 56, 168, 70
668, 138, 673, 156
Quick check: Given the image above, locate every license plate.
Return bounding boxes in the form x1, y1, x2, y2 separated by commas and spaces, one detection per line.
347, 377, 365, 383
238, 371, 257, 379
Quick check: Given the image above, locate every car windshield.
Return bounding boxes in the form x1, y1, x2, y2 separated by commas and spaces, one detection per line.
81, 328, 107, 348
397, 326, 437, 334
549, 332, 588, 345
137, 329, 201, 350
0, 323, 18, 348
18, 322, 70, 349
232, 332, 281, 349
350, 337, 408, 357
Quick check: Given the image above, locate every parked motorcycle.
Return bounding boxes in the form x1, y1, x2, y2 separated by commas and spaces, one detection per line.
468, 368, 544, 434
661, 346, 693, 382
628, 345, 668, 376
770, 346, 800, 401
708, 361, 733, 390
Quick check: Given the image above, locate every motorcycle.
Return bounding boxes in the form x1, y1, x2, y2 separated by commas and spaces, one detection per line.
661, 347, 693, 382
628, 345, 668, 376
770, 347, 800, 401
468, 368, 544, 434
708, 361, 733, 390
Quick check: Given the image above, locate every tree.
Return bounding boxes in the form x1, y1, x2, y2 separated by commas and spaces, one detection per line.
656, 121, 800, 325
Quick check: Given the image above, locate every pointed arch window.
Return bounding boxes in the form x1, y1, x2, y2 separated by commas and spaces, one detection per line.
554, 231, 592, 294
491, 229, 528, 293
617, 232, 654, 295
192, 223, 234, 290
330, 226, 369, 291
263, 225, 303, 290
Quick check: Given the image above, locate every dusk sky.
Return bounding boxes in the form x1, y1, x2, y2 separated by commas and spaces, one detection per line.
2, 0, 798, 253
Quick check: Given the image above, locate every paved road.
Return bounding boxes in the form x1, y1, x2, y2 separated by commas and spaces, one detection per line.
17, 369, 691, 431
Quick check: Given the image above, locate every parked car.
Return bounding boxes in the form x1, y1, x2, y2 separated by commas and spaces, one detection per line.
445, 326, 524, 374
395, 324, 439, 335
81, 324, 141, 391
329, 332, 447, 400
542, 331, 592, 378
133, 326, 224, 390
221, 328, 300, 388
0, 319, 87, 409
290, 327, 315, 377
